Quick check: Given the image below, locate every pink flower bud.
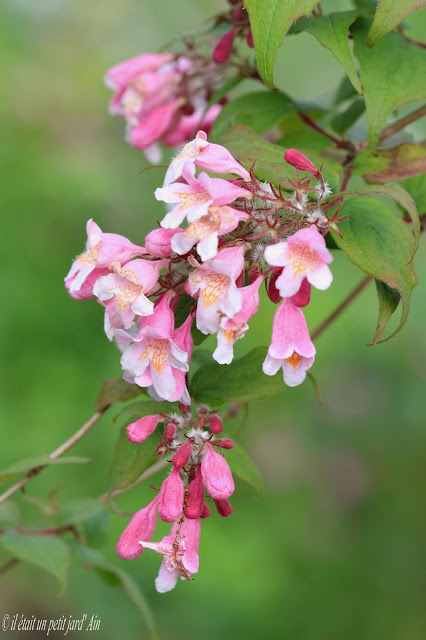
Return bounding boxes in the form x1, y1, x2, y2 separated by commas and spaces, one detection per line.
209, 413, 223, 434
173, 441, 193, 469
291, 278, 311, 308
145, 228, 181, 257
213, 28, 235, 64
284, 149, 318, 175
201, 443, 235, 500
214, 499, 233, 517
126, 415, 161, 443
267, 269, 282, 304
184, 467, 204, 519
165, 423, 176, 440
116, 496, 158, 560
201, 503, 211, 519
157, 468, 184, 522
213, 438, 234, 450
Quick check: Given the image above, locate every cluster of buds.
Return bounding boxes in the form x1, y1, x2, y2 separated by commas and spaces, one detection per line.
105, 48, 231, 162
66, 132, 336, 589
213, 1, 254, 64
116, 405, 233, 592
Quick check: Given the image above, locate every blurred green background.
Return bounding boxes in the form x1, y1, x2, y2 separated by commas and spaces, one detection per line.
1, 0, 425, 638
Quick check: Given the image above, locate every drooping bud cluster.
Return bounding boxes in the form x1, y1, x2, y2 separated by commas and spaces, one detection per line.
66, 135, 337, 589
213, 2, 254, 64
116, 405, 235, 592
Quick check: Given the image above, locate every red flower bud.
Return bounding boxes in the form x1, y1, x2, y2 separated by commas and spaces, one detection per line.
284, 149, 318, 175
157, 468, 184, 523
209, 413, 223, 434
213, 28, 235, 64
201, 503, 211, 519
267, 270, 282, 304
214, 499, 233, 517
184, 467, 205, 519
291, 278, 311, 308
164, 423, 176, 440
173, 441, 193, 469
213, 438, 234, 450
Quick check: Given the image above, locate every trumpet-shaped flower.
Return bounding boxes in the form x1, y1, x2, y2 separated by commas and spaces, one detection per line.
187, 245, 245, 334
263, 298, 316, 387
264, 226, 333, 298
116, 495, 159, 560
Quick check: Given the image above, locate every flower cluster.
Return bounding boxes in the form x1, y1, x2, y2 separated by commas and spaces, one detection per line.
116, 405, 234, 592
105, 50, 229, 162
66, 132, 335, 589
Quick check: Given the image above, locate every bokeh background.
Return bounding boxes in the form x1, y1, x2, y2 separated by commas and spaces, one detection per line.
1, 0, 425, 638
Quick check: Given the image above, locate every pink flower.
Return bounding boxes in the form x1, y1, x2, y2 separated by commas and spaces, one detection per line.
162, 104, 222, 147
119, 292, 191, 403
263, 298, 316, 387
156, 162, 251, 230
158, 468, 184, 523
187, 245, 245, 334
171, 205, 249, 261
126, 414, 162, 443
201, 443, 235, 500
213, 275, 263, 364
127, 97, 184, 149
93, 258, 168, 331
264, 226, 333, 297
164, 130, 251, 186
105, 53, 175, 93
65, 219, 146, 296
116, 495, 159, 560
141, 518, 201, 593
145, 228, 181, 257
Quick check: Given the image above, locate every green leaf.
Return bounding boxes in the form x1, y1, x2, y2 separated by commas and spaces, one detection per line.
0, 532, 70, 595
0, 501, 20, 525
353, 143, 426, 183
373, 280, 401, 345
244, 0, 320, 87
330, 196, 418, 342
191, 346, 286, 407
353, 20, 426, 152
108, 421, 160, 493
307, 372, 322, 405
56, 498, 105, 526
331, 98, 365, 134
328, 182, 420, 248
114, 400, 175, 422
210, 90, 295, 140
292, 11, 362, 94
334, 75, 359, 105
367, 0, 425, 47
400, 174, 426, 214
226, 440, 263, 494
83, 510, 111, 549
0, 456, 92, 485
216, 125, 344, 190
96, 377, 143, 412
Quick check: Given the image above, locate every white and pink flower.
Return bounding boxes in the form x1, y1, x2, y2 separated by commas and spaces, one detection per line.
263, 298, 316, 387
264, 225, 333, 298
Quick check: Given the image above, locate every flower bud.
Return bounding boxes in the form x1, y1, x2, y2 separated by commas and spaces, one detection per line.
213, 28, 235, 64
201, 443, 235, 500
157, 468, 184, 522
214, 499, 233, 517
126, 415, 161, 443
184, 467, 204, 519
164, 423, 176, 440
284, 149, 318, 176
267, 269, 282, 304
208, 413, 223, 434
201, 503, 211, 519
116, 496, 158, 560
173, 441, 193, 469
213, 438, 234, 450
291, 278, 311, 308
145, 227, 181, 257
246, 27, 254, 48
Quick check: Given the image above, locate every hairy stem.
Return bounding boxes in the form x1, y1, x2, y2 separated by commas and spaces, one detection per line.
0, 408, 108, 506
379, 105, 426, 142
312, 276, 372, 341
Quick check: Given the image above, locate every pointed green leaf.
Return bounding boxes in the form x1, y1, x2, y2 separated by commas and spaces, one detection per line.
353, 143, 426, 183
226, 440, 263, 494
108, 421, 160, 492
190, 346, 286, 407
0, 456, 91, 485
96, 377, 143, 412
373, 280, 401, 345
353, 20, 426, 152
330, 196, 418, 342
210, 90, 295, 140
400, 174, 426, 214
56, 498, 106, 526
334, 75, 359, 105
292, 11, 362, 94
244, 0, 320, 87
328, 182, 420, 247
216, 125, 344, 190
0, 532, 70, 596
367, 0, 426, 47
331, 98, 365, 134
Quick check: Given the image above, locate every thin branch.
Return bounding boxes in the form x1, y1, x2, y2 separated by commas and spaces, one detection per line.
379, 105, 426, 142
298, 110, 353, 150
0, 408, 108, 507
312, 276, 372, 342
